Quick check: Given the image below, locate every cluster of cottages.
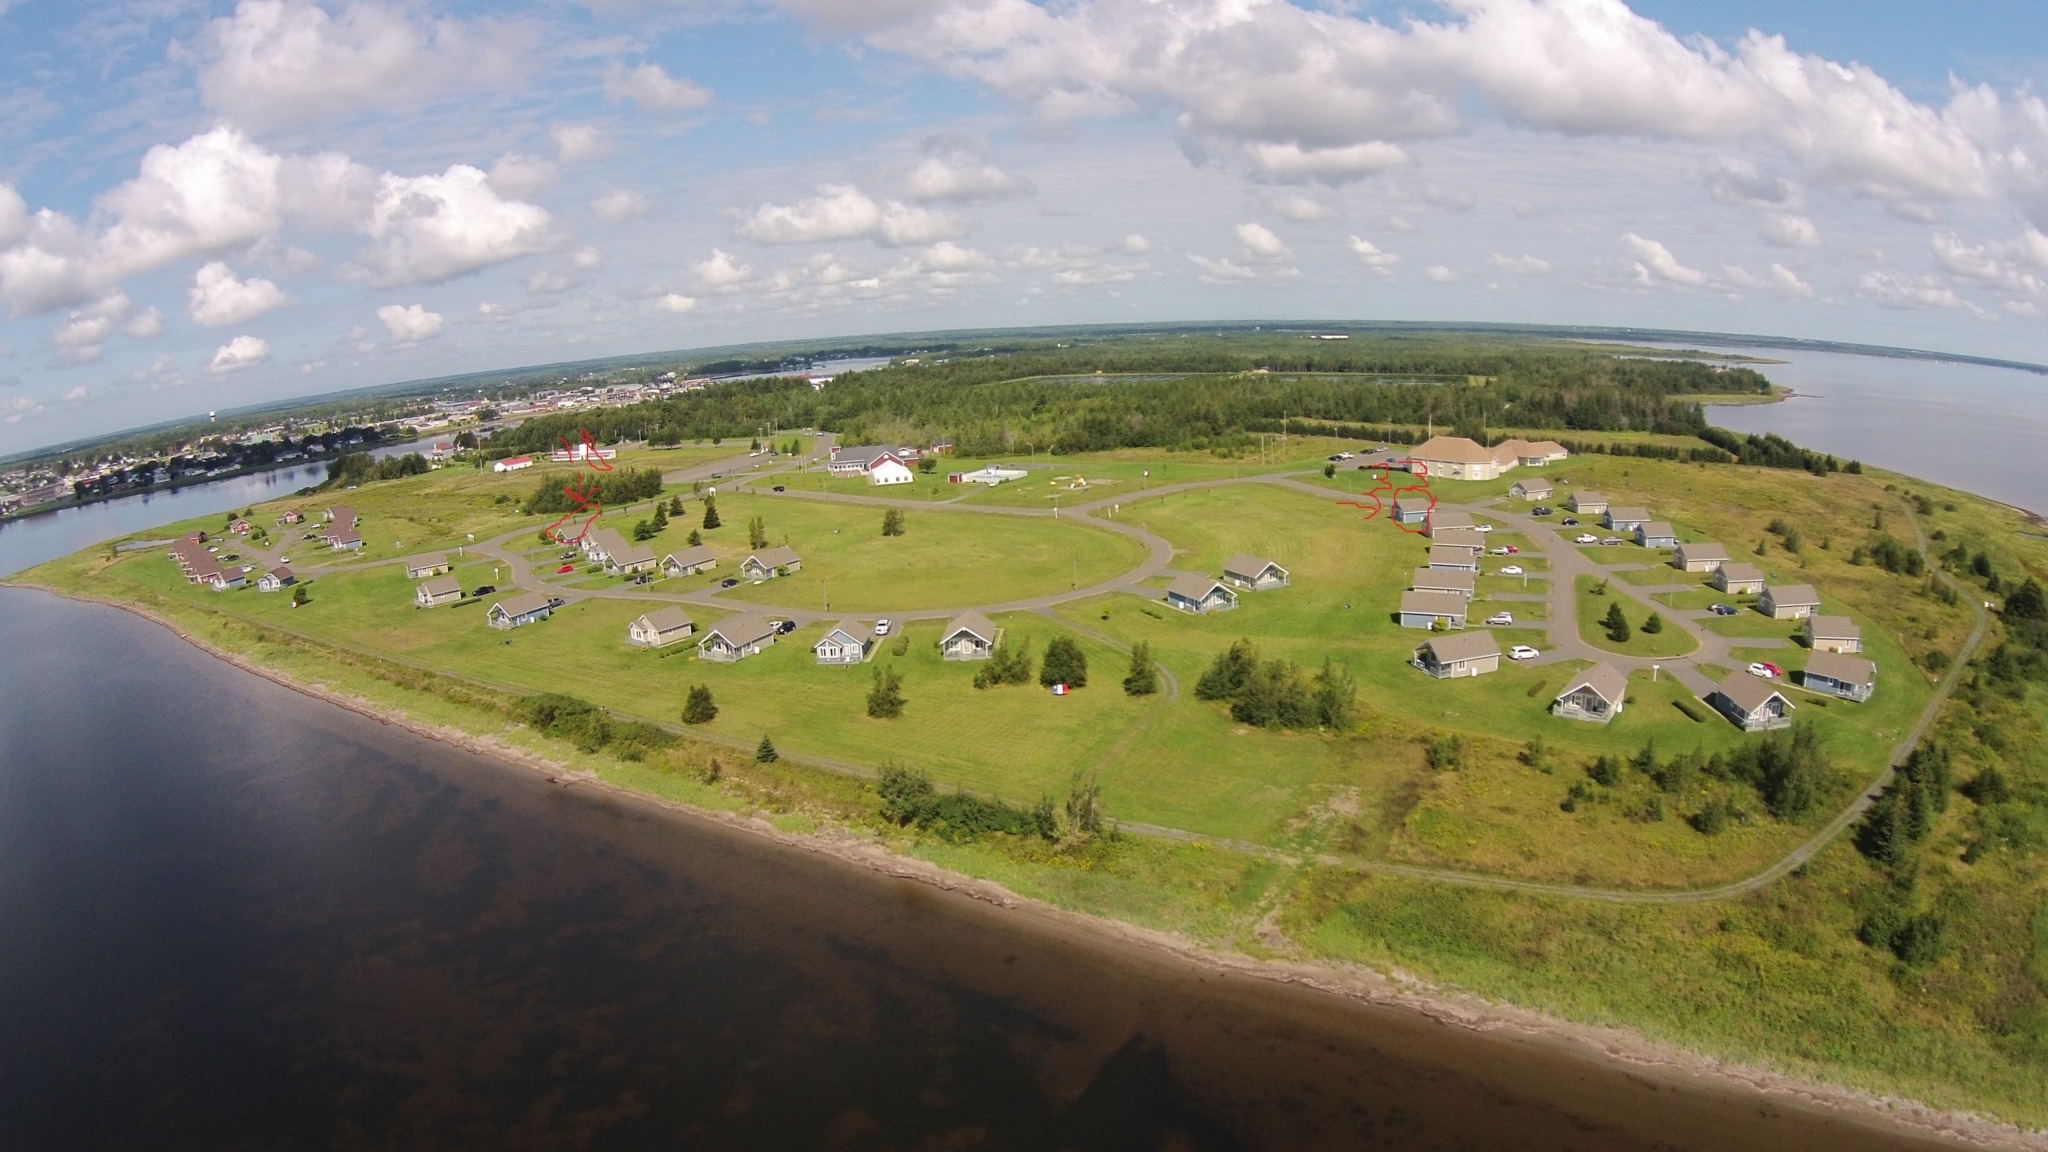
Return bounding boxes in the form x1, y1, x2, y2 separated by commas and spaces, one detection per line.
407, 554, 464, 608
1162, 553, 1290, 615
611, 606, 1005, 668
1538, 489, 1679, 549
1398, 510, 1490, 631
168, 533, 296, 593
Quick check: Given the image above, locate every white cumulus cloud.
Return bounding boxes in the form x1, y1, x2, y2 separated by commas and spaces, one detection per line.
592, 189, 650, 223
1763, 213, 1821, 248
1345, 236, 1401, 278
208, 334, 271, 373
376, 303, 444, 343
1721, 262, 1815, 298
604, 61, 712, 113
1489, 252, 1552, 274
188, 261, 289, 327
486, 153, 558, 200
1234, 222, 1291, 261
551, 123, 608, 163
357, 165, 555, 286
735, 184, 967, 247
656, 293, 698, 313
1858, 270, 1964, 310
903, 156, 1030, 202
1621, 232, 1706, 287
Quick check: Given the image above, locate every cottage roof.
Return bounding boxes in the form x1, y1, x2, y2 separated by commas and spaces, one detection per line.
1432, 527, 1487, 551
1411, 567, 1475, 592
832, 445, 910, 468
419, 575, 462, 598
1428, 511, 1474, 531
1558, 663, 1628, 707
1807, 614, 1860, 640
1427, 545, 1479, 568
1805, 650, 1876, 687
610, 542, 657, 567
1399, 589, 1469, 618
1569, 490, 1606, 506
1411, 435, 1498, 464
943, 608, 997, 645
1607, 505, 1652, 521
402, 552, 447, 570
1222, 553, 1285, 581
1766, 582, 1821, 607
663, 544, 716, 569
635, 607, 694, 637
326, 504, 355, 524
491, 592, 552, 618
1419, 631, 1501, 663
704, 613, 778, 647
1167, 573, 1232, 601
331, 528, 362, 545
1527, 441, 1566, 457
1715, 671, 1794, 715
266, 564, 295, 583
1513, 476, 1553, 492
1678, 541, 1729, 561
1718, 562, 1765, 583
1639, 521, 1675, 538
588, 526, 629, 553
748, 545, 802, 569
816, 620, 865, 647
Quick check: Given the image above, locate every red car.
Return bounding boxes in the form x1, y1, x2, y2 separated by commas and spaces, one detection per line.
556, 563, 576, 574
1761, 661, 1785, 678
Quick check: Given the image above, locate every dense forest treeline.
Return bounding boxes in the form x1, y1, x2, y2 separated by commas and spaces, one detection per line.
486, 337, 1770, 458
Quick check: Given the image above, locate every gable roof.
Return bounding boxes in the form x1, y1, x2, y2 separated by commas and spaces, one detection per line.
1607, 505, 1652, 521
1805, 650, 1876, 687
402, 552, 447, 570
1558, 663, 1628, 706
662, 544, 716, 568
1568, 490, 1606, 505
1399, 589, 1469, 618
1765, 582, 1821, 607
1718, 562, 1765, 583
1677, 541, 1729, 561
1222, 552, 1285, 581
815, 620, 866, 647
1511, 476, 1553, 491
1807, 614, 1860, 640
419, 575, 462, 598
588, 526, 629, 553
491, 592, 552, 618
1715, 671, 1794, 715
1427, 545, 1479, 567
1427, 511, 1474, 531
1432, 527, 1487, 551
943, 608, 997, 645
609, 541, 657, 567
635, 606, 694, 635
1411, 566, 1475, 591
1419, 631, 1501, 663
265, 564, 295, 583
746, 545, 801, 569
1167, 573, 1233, 601
1411, 435, 1498, 464
703, 613, 778, 647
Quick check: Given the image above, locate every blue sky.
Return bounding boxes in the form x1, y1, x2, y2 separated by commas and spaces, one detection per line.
2, 0, 2045, 453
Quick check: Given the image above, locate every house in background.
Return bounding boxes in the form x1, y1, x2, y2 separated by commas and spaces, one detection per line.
1603, 506, 1652, 532
1803, 651, 1877, 702
1805, 615, 1862, 653
1432, 527, 1488, 553
941, 610, 1000, 660
1166, 574, 1239, 614
1673, 541, 1729, 572
1222, 553, 1290, 590
698, 615, 779, 662
1759, 583, 1822, 620
487, 592, 554, 629
1712, 562, 1766, 594
492, 456, 534, 472
660, 545, 718, 577
1427, 544, 1480, 572
404, 553, 450, 579
813, 621, 872, 665
627, 607, 696, 649
1409, 436, 1510, 480
867, 456, 915, 485
1709, 672, 1796, 731
415, 576, 464, 608
826, 444, 922, 480
1493, 439, 1568, 467
1412, 631, 1502, 679
256, 565, 296, 592
604, 541, 659, 576
1410, 567, 1475, 600
1553, 664, 1628, 722
740, 546, 802, 581
1509, 476, 1553, 501
1635, 521, 1678, 549
1398, 589, 1470, 629
1565, 490, 1608, 516
1391, 492, 1432, 525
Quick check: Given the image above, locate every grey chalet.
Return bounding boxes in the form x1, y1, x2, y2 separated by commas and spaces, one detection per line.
627, 607, 695, 649
813, 621, 872, 666
1412, 631, 1502, 679
1165, 574, 1238, 614
1553, 664, 1627, 723
1709, 672, 1795, 731
941, 610, 1000, 660
1221, 553, 1290, 590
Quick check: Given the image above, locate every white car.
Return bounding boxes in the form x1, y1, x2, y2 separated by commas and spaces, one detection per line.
1746, 662, 1776, 679
1575, 533, 1599, 544
874, 618, 893, 637
1509, 645, 1541, 660
1473, 523, 1494, 532
1486, 611, 1514, 626
1499, 565, 1525, 576
1489, 546, 1511, 556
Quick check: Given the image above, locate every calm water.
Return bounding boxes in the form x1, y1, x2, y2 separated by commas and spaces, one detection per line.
0, 588, 1966, 1150
1696, 347, 2048, 515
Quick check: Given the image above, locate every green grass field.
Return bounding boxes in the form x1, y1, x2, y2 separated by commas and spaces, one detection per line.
1574, 576, 1700, 659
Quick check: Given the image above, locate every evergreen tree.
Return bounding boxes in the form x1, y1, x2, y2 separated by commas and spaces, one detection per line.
668, 495, 684, 516
748, 515, 768, 549
632, 519, 655, 542
682, 685, 718, 724
1195, 638, 1259, 700
755, 734, 779, 763
1040, 636, 1088, 688
867, 665, 906, 718
1122, 641, 1158, 696
882, 508, 906, 537
1642, 611, 1664, 634
686, 528, 702, 546
702, 494, 721, 530
1603, 600, 1631, 643
652, 503, 668, 530
973, 638, 1034, 688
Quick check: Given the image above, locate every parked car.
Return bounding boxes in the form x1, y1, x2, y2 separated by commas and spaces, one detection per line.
1575, 533, 1599, 544
1710, 603, 1737, 615
1561, 516, 1579, 526
1761, 661, 1785, 677
874, 618, 893, 637
1502, 545, 1519, 554
1601, 536, 1623, 546
777, 619, 798, 635
632, 574, 652, 585
1747, 662, 1777, 679
1531, 505, 1554, 516
471, 585, 496, 597
1486, 611, 1514, 625
719, 577, 740, 588
1490, 546, 1511, 555
1472, 523, 1493, 532
772, 485, 786, 492
556, 563, 575, 574
559, 550, 577, 559
546, 597, 566, 609
1499, 565, 1525, 575
1509, 645, 1541, 660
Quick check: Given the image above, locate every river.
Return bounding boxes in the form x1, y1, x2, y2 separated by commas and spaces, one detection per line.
0, 587, 1973, 1149
1694, 347, 2048, 516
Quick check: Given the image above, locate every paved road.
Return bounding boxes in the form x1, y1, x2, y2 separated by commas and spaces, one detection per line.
280, 457, 1985, 905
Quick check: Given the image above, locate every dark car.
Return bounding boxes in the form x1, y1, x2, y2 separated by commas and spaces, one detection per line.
559, 549, 578, 559
1560, 516, 1579, 526
546, 597, 566, 609
710, 472, 723, 479
772, 484, 786, 492
471, 584, 496, 597
1531, 505, 1554, 516
720, 577, 740, 589
632, 574, 652, 585
776, 619, 798, 635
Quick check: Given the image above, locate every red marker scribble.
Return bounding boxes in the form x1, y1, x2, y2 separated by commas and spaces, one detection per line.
542, 430, 614, 544
1337, 455, 1437, 535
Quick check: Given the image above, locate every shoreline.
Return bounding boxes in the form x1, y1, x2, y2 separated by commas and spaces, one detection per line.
10, 578, 2043, 1151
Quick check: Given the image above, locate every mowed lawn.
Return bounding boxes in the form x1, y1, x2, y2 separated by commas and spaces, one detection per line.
689, 492, 1146, 612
